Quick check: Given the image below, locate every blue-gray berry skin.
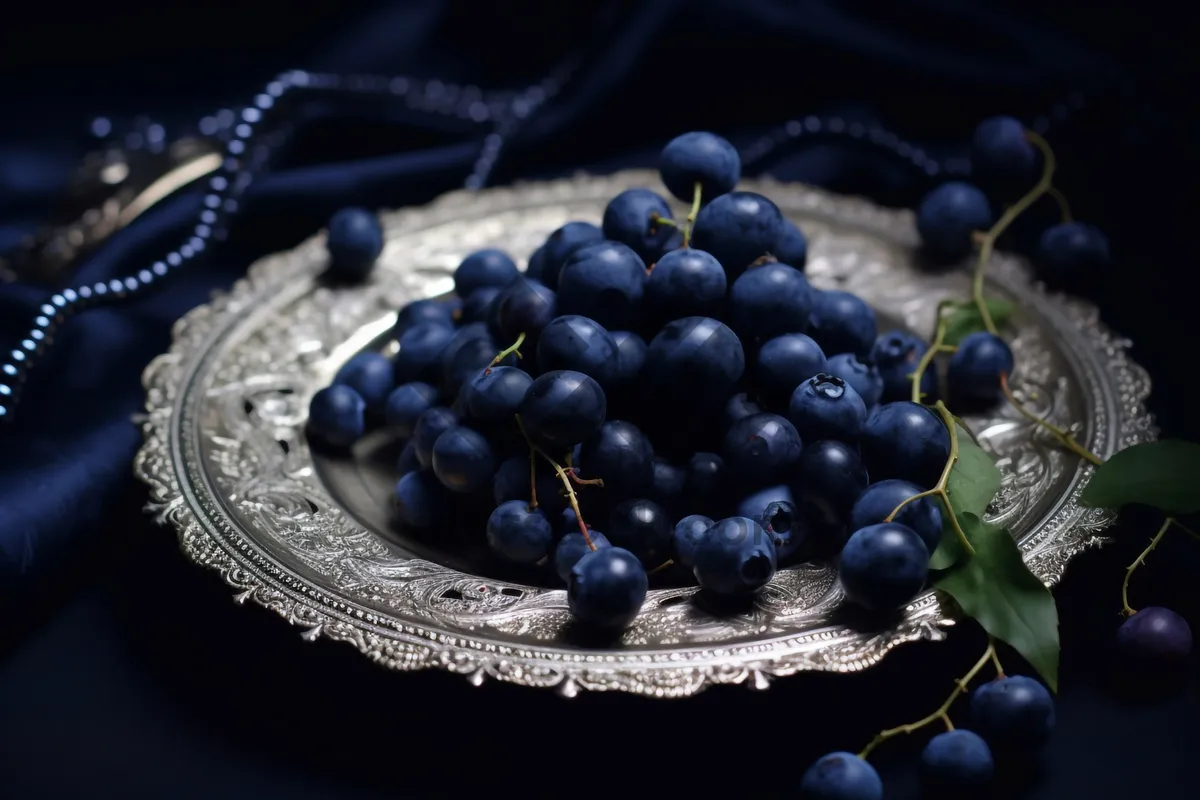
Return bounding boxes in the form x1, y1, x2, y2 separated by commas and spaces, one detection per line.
579, 420, 655, 500
793, 440, 869, 551
692, 516, 777, 596
969, 675, 1056, 751
541, 221, 604, 289
607, 499, 674, 568
308, 385, 367, 448
554, 530, 612, 582
385, 382, 440, 437
871, 330, 938, 404
947, 331, 1014, 405
789, 373, 867, 445
756, 333, 828, 406
772, 219, 808, 270
800, 752, 883, 800
1117, 606, 1193, 663
860, 401, 950, 489
431, 426, 495, 494
916, 181, 992, 262
645, 248, 727, 322
658, 131, 741, 204
536, 315, 619, 386
486, 500, 554, 564
920, 729, 995, 789
394, 299, 454, 337
849, 479, 942, 553
393, 470, 441, 528
839, 522, 929, 611
810, 290, 877, 359
334, 352, 395, 413
325, 207, 383, 282
730, 264, 815, 342
971, 115, 1036, 195
672, 515, 714, 568
557, 241, 646, 331
723, 413, 804, 489
411, 406, 458, 469
568, 547, 648, 629
1036, 221, 1110, 289
394, 322, 455, 385
644, 317, 745, 412
454, 248, 519, 297
691, 192, 785, 280
824, 353, 884, 408
602, 188, 677, 265
518, 370, 607, 451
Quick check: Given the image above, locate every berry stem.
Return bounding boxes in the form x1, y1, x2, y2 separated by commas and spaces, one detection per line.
971, 130, 1057, 335
527, 446, 539, 509
647, 559, 675, 576
999, 373, 1102, 465
485, 332, 525, 374
566, 468, 603, 487
514, 414, 596, 551
681, 181, 703, 248
909, 300, 956, 404
649, 212, 679, 230
887, 401, 974, 557
859, 637, 1000, 759
1047, 186, 1073, 224
1121, 517, 1175, 617
1173, 519, 1200, 543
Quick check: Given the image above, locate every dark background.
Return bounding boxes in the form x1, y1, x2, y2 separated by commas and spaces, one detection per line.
1, 1, 1197, 798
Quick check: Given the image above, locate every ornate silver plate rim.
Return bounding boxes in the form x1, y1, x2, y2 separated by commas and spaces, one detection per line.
135, 170, 1156, 698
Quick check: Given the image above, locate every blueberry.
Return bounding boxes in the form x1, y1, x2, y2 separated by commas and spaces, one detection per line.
658, 131, 741, 204
1036, 221, 1110, 289
723, 412, 804, 488
385, 381, 439, 437
825, 353, 884, 408
579, 420, 655, 499
723, 393, 763, 429
793, 440, 869, 548
602, 188, 677, 265
916, 181, 993, 263
692, 517, 777, 596
810, 290, 877, 359
645, 248, 727, 322
495, 456, 569, 514
442, 332, 507, 398
947, 331, 1014, 405
609, 330, 647, 389
729, 263, 815, 341
394, 322, 455, 385
691, 191, 785, 280
644, 317, 746, 410
607, 499, 674, 568
454, 248, 519, 297
307, 385, 366, 448
537, 315, 619, 385
396, 440, 421, 476
541, 221, 604, 289
393, 470, 441, 528
969, 675, 1056, 751
568, 547, 648, 629
672, 515, 714, 568
486, 500, 554, 564
737, 484, 794, 529
525, 244, 546, 282
920, 729, 995, 789
971, 116, 1035, 196
788, 373, 867, 444
459, 286, 502, 324
762, 500, 805, 563
839, 522, 930, 611
870, 330, 937, 403
333, 351, 395, 413
648, 458, 686, 511
684, 452, 731, 518
518, 369, 607, 450
800, 752, 883, 800
325, 207, 383, 282
849, 479, 943, 554
411, 406, 458, 468
492, 276, 557, 343
772, 219, 808, 270
394, 299, 454, 336
554, 530, 612, 582
860, 402, 950, 489
756, 333, 828, 406
557, 241, 646, 330
461, 365, 533, 423
431, 426, 495, 494
1117, 606, 1194, 664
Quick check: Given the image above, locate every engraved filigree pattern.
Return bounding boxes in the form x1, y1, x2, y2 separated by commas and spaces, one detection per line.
134, 171, 1155, 697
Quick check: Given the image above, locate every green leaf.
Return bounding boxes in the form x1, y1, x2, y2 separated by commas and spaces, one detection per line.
934, 513, 1060, 692
1079, 439, 1200, 515
926, 427, 1002, 571
942, 299, 1016, 346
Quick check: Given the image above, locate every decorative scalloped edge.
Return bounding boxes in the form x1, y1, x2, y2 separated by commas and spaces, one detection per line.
134, 172, 1155, 698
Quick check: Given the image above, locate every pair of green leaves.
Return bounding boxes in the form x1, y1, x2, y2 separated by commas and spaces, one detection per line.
928, 426, 1061, 692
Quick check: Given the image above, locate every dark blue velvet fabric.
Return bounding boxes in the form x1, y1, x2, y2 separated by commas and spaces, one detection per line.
1, 2, 1197, 798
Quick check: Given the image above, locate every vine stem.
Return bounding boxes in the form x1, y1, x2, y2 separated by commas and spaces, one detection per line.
859, 637, 1002, 759
1047, 186, 1073, 223
485, 332, 525, 374
1122, 517, 1175, 617
999, 373, 1102, 465
885, 400, 974, 558
971, 130, 1057, 334
909, 299, 957, 404
514, 415, 599, 550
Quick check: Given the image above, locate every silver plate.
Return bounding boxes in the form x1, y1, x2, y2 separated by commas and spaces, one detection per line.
135, 170, 1155, 698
